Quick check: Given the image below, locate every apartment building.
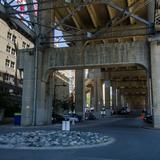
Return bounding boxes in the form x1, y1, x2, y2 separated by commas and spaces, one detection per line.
0, 18, 33, 105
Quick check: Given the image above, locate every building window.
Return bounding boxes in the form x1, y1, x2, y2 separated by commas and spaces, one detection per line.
4, 74, 9, 81
11, 48, 16, 55
22, 41, 26, 48
12, 35, 17, 43
7, 32, 12, 40
6, 45, 11, 53
27, 44, 30, 48
10, 61, 15, 69
5, 59, 10, 67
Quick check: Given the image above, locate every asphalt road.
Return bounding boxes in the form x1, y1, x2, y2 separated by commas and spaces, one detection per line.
0, 117, 160, 160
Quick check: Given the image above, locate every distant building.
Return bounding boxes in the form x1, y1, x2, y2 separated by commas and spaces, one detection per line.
0, 18, 75, 115
0, 18, 34, 106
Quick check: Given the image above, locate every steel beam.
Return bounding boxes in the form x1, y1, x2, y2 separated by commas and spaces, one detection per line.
68, 0, 151, 26
105, 0, 151, 26
26, 0, 38, 31
0, 3, 35, 42
93, 0, 152, 37
46, 25, 152, 44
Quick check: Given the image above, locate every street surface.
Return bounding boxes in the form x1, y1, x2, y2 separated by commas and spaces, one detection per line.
0, 117, 159, 160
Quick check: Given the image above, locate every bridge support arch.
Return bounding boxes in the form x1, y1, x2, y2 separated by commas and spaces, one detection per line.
19, 41, 149, 126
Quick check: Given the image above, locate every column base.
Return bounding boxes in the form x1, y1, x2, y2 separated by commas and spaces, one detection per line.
21, 116, 32, 126
153, 108, 160, 128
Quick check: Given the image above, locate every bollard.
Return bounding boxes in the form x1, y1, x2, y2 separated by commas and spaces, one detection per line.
62, 121, 70, 131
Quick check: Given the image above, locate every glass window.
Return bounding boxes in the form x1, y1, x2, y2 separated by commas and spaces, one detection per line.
22, 41, 26, 48
5, 74, 9, 81
12, 35, 17, 43
6, 45, 11, 53
27, 44, 30, 48
5, 59, 10, 67
11, 48, 16, 55
7, 32, 12, 40
10, 61, 15, 69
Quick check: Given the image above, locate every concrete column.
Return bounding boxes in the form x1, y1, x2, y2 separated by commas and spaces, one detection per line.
117, 89, 121, 110
112, 82, 116, 111
126, 96, 132, 110
96, 78, 103, 110
36, 81, 47, 125
123, 95, 128, 107
93, 69, 103, 118
21, 52, 35, 126
147, 78, 153, 115
30, 0, 53, 126
75, 69, 84, 117
105, 80, 110, 107
121, 94, 125, 108
39, 0, 53, 39
90, 86, 95, 108
151, 41, 160, 128
45, 75, 54, 124
92, 80, 97, 110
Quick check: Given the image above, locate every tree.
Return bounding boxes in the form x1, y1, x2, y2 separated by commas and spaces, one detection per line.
0, 93, 20, 117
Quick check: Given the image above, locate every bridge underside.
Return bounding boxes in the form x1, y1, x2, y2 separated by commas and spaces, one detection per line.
2, 0, 160, 127
19, 40, 151, 126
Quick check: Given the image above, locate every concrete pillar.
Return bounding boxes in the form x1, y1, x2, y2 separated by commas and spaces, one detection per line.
31, 0, 53, 125
21, 52, 35, 126
75, 69, 84, 117
36, 74, 54, 125
123, 95, 128, 107
126, 96, 132, 110
90, 86, 95, 108
39, 0, 53, 40
45, 75, 54, 124
105, 80, 110, 107
93, 69, 103, 117
151, 41, 160, 128
121, 94, 125, 108
92, 80, 97, 110
96, 78, 103, 111
112, 82, 116, 111
117, 89, 121, 110
147, 78, 153, 115
36, 81, 47, 125
90, 69, 103, 117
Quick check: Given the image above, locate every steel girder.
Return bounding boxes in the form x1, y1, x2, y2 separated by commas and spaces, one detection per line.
0, 2, 35, 41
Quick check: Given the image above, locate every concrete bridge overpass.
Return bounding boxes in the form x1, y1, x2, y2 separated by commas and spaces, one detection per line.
1, 0, 160, 127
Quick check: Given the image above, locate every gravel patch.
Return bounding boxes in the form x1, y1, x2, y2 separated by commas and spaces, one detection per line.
0, 130, 114, 149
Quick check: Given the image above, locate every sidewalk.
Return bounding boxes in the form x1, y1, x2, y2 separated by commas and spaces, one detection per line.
0, 116, 154, 134
0, 117, 121, 132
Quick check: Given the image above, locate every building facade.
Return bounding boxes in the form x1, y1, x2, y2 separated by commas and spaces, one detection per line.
0, 18, 33, 107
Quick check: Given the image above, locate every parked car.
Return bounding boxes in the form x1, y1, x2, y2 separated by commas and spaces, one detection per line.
86, 112, 96, 120
52, 113, 64, 123
118, 107, 130, 115
64, 113, 82, 122
143, 115, 153, 124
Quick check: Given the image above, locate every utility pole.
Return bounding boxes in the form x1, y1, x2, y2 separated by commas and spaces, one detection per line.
32, 0, 41, 126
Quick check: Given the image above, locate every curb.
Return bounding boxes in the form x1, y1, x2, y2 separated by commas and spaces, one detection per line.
0, 138, 115, 150
141, 126, 160, 130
